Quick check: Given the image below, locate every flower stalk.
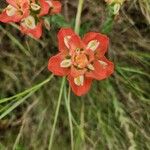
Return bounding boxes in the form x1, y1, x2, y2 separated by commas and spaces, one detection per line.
48, 77, 66, 150
75, 0, 84, 34
48, 1, 85, 149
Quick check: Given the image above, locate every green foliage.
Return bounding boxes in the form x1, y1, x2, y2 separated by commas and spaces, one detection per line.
50, 15, 72, 28
101, 5, 115, 34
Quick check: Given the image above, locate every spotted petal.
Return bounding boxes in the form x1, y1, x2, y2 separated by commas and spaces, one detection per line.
0, 10, 22, 22
20, 21, 42, 39
38, 0, 50, 17
0, 0, 30, 23
60, 59, 72, 68
57, 28, 76, 52
68, 35, 85, 54
83, 32, 109, 58
68, 75, 93, 96
48, 53, 70, 76
86, 57, 114, 80
47, 0, 62, 14
70, 66, 87, 78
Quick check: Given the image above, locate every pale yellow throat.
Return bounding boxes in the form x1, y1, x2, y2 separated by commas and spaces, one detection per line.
31, 3, 41, 11
6, 5, 17, 16
74, 76, 84, 86
22, 16, 36, 29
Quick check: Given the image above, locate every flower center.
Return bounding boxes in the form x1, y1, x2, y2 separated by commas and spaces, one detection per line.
74, 53, 88, 69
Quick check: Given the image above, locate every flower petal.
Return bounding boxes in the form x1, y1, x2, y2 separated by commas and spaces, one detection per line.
68, 75, 93, 96
0, 10, 21, 22
48, 53, 70, 76
0, 0, 30, 23
38, 0, 50, 17
19, 1, 30, 19
57, 28, 76, 52
6, 0, 18, 8
83, 32, 109, 58
86, 57, 114, 80
20, 21, 42, 39
69, 35, 85, 54
47, 0, 62, 14
70, 66, 86, 78
85, 48, 95, 63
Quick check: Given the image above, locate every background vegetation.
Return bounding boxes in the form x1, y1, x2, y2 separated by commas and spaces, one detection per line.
0, 0, 150, 149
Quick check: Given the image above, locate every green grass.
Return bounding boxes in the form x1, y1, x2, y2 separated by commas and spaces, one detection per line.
0, 0, 150, 150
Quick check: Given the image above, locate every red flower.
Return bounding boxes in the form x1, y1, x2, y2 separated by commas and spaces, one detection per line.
48, 28, 114, 96
0, 0, 62, 38
0, 0, 30, 23
20, 0, 50, 38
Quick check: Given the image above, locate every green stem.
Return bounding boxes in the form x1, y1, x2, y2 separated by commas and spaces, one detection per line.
0, 91, 34, 120
64, 86, 74, 150
67, 87, 74, 150
48, 77, 66, 150
64, 0, 85, 149
75, 0, 84, 34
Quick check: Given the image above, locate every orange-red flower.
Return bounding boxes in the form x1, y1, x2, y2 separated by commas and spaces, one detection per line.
48, 28, 114, 96
0, 0, 62, 38
20, 0, 50, 38
0, 0, 30, 23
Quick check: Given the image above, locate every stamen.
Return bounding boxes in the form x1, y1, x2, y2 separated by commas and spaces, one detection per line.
74, 53, 88, 69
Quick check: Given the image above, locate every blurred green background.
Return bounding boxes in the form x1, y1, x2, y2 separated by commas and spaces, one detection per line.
0, 0, 150, 149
